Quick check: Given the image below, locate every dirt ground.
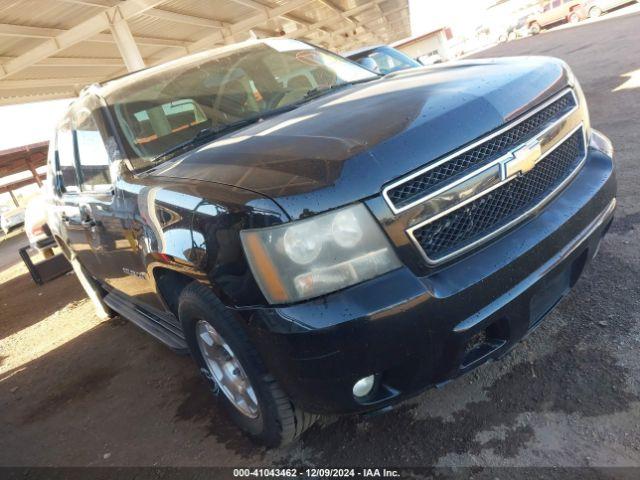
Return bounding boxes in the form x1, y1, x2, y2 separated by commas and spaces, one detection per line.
1, 11, 640, 469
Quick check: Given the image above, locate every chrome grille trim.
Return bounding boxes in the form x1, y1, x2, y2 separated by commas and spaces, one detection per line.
407, 124, 588, 266
382, 88, 579, 214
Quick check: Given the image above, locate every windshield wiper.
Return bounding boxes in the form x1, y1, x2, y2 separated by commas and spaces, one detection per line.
151, 103, 300, 163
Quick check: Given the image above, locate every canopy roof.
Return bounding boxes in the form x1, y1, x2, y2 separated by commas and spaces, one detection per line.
0, 0, 411, 106
0, 141, 48, 194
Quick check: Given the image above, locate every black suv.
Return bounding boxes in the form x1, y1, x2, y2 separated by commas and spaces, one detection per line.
46, 39, 616, 446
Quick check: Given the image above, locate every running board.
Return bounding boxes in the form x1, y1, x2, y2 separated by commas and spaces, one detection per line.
104, 292, 189, 354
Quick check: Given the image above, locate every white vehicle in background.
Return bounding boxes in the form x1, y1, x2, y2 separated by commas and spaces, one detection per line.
25, 195, 55, 254
583, 0, 638, 17
1, 206, 25, 235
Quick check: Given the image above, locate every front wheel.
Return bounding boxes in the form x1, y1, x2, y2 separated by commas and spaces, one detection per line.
179, 282, 316, 447
568, 11, 580, 23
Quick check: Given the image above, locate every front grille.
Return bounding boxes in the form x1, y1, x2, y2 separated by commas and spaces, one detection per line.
386, 92, 577, 210
412, 129, 585, 262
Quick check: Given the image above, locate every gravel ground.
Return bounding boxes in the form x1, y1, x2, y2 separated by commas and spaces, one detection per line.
1, 11, 639, 470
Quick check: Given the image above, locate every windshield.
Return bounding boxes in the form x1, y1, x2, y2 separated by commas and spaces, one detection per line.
348, 46, 421, 75
106, 39, 377, 170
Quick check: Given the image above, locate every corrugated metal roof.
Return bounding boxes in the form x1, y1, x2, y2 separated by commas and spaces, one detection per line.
0, 0, 411, 106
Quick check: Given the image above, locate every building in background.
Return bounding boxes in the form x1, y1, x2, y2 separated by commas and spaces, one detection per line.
391, 28, 453, 64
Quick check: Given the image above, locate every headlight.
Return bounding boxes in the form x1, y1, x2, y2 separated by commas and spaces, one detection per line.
241, 203, 401, 304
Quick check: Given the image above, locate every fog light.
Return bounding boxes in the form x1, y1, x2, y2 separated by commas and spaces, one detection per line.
352, 375, 375, 398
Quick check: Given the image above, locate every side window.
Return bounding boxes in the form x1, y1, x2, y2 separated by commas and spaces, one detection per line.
552, 0, 561, 7
74, 107, 112, 193
56, 125, 80, 194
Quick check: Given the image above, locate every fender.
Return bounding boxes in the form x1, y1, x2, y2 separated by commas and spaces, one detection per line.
123, 174, 289, 308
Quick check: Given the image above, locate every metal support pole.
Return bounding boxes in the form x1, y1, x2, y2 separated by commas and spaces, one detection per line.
109, 14, 145, 72
25, 155, 43, 187
9, 190, 19, 207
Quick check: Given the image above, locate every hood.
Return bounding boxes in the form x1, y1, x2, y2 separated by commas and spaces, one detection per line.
150, 56, 571, 220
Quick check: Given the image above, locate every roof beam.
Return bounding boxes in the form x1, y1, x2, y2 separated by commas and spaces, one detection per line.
0, 91, 76, 106
315, 0, 356, 26
170, 0, 316, 55
0, 23, 188, 49
56, 0, 232, 29
0, 0, 167, 80
0, 78, 97, 90
223, 0, 337, 36
283, 0, 384, 40
0, 56, 123, 67
142, 9, 228, 29
0, 174, 47, 195
0, 23, 61, 38
224, 0, 271, 11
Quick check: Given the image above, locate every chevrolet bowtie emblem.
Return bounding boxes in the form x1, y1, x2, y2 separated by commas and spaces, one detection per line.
503, 140, 542, 179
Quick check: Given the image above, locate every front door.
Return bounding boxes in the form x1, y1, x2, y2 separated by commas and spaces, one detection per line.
72, 96, 167, 311
52, 115, 97, 271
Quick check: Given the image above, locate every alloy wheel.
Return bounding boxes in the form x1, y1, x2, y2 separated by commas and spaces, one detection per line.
195, 320, 259, 418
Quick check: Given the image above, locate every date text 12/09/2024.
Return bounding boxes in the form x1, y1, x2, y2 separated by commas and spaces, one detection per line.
233, 468, 401, 478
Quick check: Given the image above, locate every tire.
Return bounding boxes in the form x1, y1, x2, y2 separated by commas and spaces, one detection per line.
568, 11, 580, 23
179, 282, 317, 447
589, 6, 602, 18
529, 22, 541, 35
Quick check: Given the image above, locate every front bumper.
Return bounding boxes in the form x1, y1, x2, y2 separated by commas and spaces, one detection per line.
246, 148, 616, 414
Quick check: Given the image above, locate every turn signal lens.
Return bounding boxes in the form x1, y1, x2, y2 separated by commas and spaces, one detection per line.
589, 129, 614, 157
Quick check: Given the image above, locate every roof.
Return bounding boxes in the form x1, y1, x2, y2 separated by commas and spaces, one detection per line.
0, 140, 48, 194
0, 0, 412, 106
0, 141, 48, 178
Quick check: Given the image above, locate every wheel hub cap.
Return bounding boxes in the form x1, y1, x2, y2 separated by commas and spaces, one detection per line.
195, 320, 259, 418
